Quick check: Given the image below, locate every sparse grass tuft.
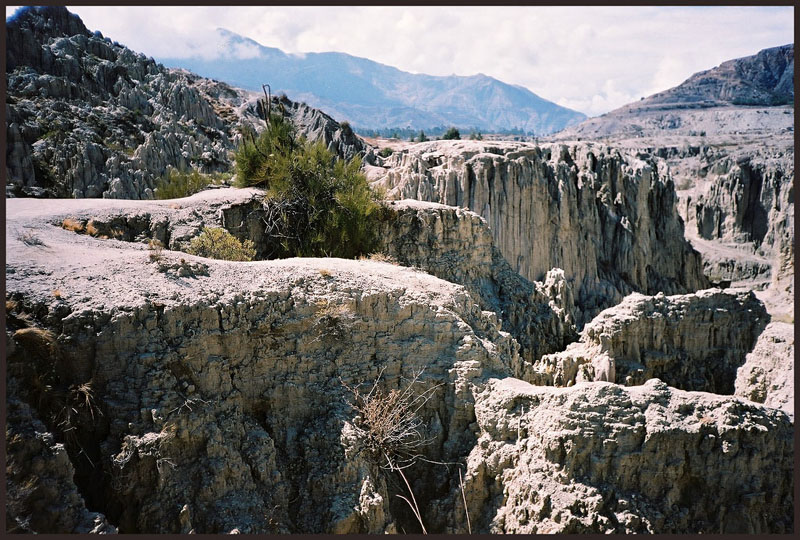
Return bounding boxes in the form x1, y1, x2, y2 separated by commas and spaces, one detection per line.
341, 368, 441, 471
13, 327, 57, 359
363, 252, 398, 264
341, 368, 443, 534
18, 231, 45, 246
312, 299, 355, 341
154, 168, 230, 200
148, 238, 165, 262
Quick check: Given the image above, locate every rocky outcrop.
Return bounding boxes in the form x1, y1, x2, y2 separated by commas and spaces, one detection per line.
9, 189, 575, 364
5, 6, 370, 199
734, 321, 794, 420
6, 192, 517, 533
450, 377, 793, 534
377, 199, 577, 362
635, 44, 793, 108
5, 190, 792, 534
526, 289, 769, 393
676, 146, 794, 294
373, 140, 708, 324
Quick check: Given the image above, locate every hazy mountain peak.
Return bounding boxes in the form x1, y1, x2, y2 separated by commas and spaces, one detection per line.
159, 30, 586, 134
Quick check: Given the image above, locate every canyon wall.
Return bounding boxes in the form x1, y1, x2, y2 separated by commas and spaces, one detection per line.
372, 140, 708, 324
6, 191, 792, 534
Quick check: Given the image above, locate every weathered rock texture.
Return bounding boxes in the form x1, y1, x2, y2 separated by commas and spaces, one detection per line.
449, 377, 793, 534
5, 378, 117, 534
6, 193, 518, 532
734, 321, 794, 420
25, 189, 576, 364
5, 192, 792, 534
526, 289, 769, 394
373, 140, 708, 324
549, 43, 794, 304
5, 6, 370, 199
377, 199, 577, 362
676, 146, 794, 301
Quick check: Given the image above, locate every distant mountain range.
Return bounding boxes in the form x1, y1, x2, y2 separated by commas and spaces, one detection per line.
555, 43, 794, 139
157, 28, 586, 135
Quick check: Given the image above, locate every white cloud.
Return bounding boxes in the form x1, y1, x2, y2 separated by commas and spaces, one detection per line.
6, 6, 793, 116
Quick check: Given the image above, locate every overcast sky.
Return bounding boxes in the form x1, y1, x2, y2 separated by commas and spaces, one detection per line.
7, 5, 793, 116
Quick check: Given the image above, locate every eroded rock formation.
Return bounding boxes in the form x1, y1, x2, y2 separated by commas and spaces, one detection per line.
377, 200, 577, 362
372, 140, 708, 324
5, 191, 792, 534
526, 289, 769, 394
734, 321, 794, 420
451, 377, 793, 534
5, 6, 370, 199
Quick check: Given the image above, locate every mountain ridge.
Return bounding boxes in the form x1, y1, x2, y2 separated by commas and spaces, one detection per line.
157, 27, 587, 134
555, 43, 794, 139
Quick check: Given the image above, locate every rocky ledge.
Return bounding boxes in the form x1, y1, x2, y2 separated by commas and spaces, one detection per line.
5, 189, 793, 534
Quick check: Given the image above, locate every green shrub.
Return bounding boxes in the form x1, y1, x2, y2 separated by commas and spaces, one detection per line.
154, 169, 230, 200
442, 127, 461, 140
186, 227, 256, 261
379, 147, 394, 158
234, 113, 383, 259
417, 130, 428, 142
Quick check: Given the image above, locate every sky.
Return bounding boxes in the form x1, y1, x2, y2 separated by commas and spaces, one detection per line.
6, 5, 794, 117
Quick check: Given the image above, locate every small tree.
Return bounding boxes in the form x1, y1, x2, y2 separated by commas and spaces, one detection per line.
442, 127, 460, 140
417, 130, 428, 142
234, 113, 383, 259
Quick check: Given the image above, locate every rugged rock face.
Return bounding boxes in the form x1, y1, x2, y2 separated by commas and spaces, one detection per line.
525, 289, 769, 394
5, 6, 370, 199
451, 377, 793, 534
549, 43, 794, 299
372, 140, 708, 324
676, 146, 794, 293
5, 379, 117, 534
734, 321, 794, 420
6, 191, 792, 534
7, 189, 575, 365
6, 192, 518, 533
377, 199, 578, 362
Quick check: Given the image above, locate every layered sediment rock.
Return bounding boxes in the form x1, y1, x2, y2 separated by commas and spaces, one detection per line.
377, 199, 577, 362
373, 140, 708, 324
5, 191, 793, 533
526, 289, 769, 393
